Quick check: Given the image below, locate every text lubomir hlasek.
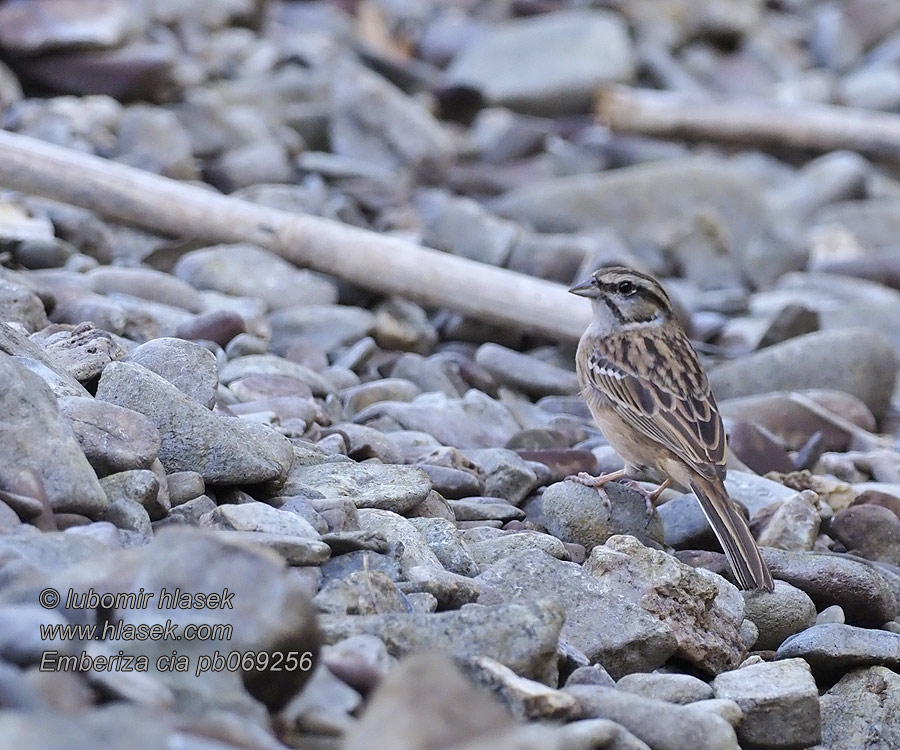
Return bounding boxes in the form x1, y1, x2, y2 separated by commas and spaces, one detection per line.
64, 587, 234, 610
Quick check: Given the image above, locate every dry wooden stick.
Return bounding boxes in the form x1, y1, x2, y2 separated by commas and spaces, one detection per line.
0, 129, 591, 340
597, 85, 900, 161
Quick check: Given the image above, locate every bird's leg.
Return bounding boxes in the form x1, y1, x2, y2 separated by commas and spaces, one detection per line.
567, 468, 627, 488
623, 477, 672, 514
648, 478, 672, 504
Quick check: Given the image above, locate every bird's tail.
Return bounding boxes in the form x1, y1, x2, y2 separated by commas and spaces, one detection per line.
689, 477, 774, 591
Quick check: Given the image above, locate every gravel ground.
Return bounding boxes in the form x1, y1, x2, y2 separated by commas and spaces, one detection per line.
2, 1, 900, 749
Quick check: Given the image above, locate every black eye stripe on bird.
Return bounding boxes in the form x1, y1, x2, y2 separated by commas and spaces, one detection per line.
596, 280, 669, 310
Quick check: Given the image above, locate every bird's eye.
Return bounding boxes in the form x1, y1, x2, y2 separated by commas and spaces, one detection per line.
617, 280, 636, 295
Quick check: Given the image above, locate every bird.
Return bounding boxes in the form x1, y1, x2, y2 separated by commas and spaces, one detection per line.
569, 265, 774, 591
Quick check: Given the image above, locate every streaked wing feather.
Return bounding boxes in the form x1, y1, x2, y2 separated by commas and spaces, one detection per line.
585, 329, 725, 479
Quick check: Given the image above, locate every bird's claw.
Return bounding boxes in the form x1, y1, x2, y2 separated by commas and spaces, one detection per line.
567, 471, 608, 488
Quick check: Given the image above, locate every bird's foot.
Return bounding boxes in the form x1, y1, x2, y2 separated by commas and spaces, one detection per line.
622, 478, 671, 514
566, 469, 627, 489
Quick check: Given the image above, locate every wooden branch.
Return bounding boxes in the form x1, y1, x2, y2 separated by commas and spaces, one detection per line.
0, 129, 591, 341
597, 85, 900, 161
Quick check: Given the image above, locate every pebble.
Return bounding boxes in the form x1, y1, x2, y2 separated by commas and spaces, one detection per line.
416, 188, 519, 267
829, 503, 900, 565
757, 490, 821, 551
762, 547, 898, 626
207, 139, 293, 192
218, 354, 335, 396
460, 448, 537, 505
1, 320, 90, 397
313, 569, 408, 616
320, 600, 564, 685
585, 536, 746, 675
446, 10, 635, 115
418, 465, 483, 499
354, 391, 522, 449
87, 266, 203, 313
726, 420, 793, 474
0, 279, 49, 332
58, 396, 160, 476
447, 497, 524, 522
474, 343, 579, 396
372, 297, 437, 355
492, 159, 790, 287
122, 337, 218, 408
466, 531, 569, 566
616, 672, 715, 705
742, 581, 817, 651
709, 329, 899, 420
323, 423, 405, 465
115, 105, 196, 180
100, 469, 168, 521
96, 361, 294, 485
476, 549, 676, 677
820, 667, 900, 750
30, 322, 124, 381
712, 658, 821, 750
542, 479, 663, 550
101, 496, 152, 539
0, 354, 107, 517
331, 59, 454, 173
268, 304, 375, 355
282, 464, 431, 515
407, 517, 479, 576
4, 1, 900, 746
357, 509, 443, 577
390, 353, 461, 397
342, 653, 514, 750
173, 243, 337, 311
341, 379, 422, 417
281, 662, 360, 735
565, 685, 739, 750
203, 501, 321, 540
776, 622, 900, 673
465, 656, 580, 721
0, 1, 144, 55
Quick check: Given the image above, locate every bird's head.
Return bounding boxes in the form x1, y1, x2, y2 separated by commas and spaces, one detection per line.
569, 265, 675, 331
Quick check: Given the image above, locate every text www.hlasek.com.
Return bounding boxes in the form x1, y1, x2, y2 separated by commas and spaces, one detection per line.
40, 618, 233, 643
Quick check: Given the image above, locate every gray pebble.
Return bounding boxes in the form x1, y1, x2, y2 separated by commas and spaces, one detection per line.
96, 361, 294, 485
565, 685, 739, 750
712, 658, 821, 750
776, 622, 900, 673
283, 463, 432, 515
0, 354, 106, 517
474, 343, 579, 397
59, 396, 161, 476
821, 666, 900, 750
616, 672, 715, 705
173, 243, 337, 310
476, 549, 675, 677
100, 469, 168, 521
762, 547, 898, 626
743, 581, 817, 651
123, 337, 218, 409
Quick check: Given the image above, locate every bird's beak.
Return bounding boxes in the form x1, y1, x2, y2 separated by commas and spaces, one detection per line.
568, 277, 595, 298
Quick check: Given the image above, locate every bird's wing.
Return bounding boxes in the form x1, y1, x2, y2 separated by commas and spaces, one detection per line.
583, 328, 726, 480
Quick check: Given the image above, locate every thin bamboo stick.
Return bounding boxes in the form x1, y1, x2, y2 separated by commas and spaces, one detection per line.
0, 128, 592, 341
597, 85, 900, 162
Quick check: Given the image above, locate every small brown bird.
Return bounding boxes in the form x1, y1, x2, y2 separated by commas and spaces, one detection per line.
569, 265, 774, 591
